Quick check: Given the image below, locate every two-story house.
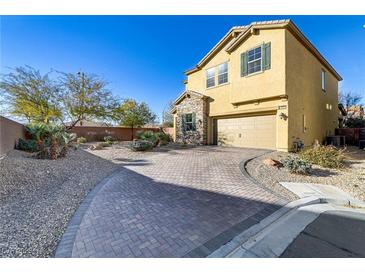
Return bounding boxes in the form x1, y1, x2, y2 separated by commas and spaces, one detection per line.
172, 19, 342, 151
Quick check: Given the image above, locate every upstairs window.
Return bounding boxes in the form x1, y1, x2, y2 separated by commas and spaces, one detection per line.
218, 62, 228, 85
241, 42, 271, 77
321, 69, 326, 92
247, 46, 262, 74
206, 67, 215, 88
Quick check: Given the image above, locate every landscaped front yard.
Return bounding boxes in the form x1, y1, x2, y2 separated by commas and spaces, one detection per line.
246, 147, 365, 201
1, 140, 364, 258
0, 143, 280, 258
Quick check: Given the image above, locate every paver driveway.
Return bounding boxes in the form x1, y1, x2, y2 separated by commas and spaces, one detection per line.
56, 146, 287, 258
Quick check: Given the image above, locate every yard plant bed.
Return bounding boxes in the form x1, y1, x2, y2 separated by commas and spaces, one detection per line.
0, 148, 118, 257
246, 147, 365, 202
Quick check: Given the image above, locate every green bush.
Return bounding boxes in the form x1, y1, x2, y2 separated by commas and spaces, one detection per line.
300, 145, 345, 169
17, 138, 38, 152
155, 132, 171, 146
103, 135, 115, 144
77, 137, 87, 144
137, 130, 158, 146
136, 130, 171, 146
344, 117, 365, 128
130, 140, 154, 151
18, 122, 75, 159
283, 155, 312, 175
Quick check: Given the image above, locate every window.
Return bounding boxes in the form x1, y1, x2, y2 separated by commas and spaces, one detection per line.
218, 62, 228, 85
247, 46, 262, 74
241, 42, 271, 77
206, 67, 215, 88
183, 113, 196, 131
321, 69, 326, 91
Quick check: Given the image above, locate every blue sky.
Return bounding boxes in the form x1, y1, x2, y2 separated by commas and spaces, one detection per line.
1, 16, 364, 121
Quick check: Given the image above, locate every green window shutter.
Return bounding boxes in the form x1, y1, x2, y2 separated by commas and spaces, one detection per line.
263, 42, 271, 70
192, 113, 196, 131
182, 114, 186, 132
240, 52, 248, 77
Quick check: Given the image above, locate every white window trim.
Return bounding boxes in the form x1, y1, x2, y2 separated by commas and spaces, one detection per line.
321, 69, 326, 92
205, 61, 230, 90
217, 62, 228, 85
247, 45, 263, 75
206, 67, 215, 88
184, 113, 195, 132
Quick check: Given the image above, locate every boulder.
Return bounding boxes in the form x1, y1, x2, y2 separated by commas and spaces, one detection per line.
263, 158, 283, 168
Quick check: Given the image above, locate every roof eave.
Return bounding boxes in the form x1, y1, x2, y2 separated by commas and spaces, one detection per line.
226, 21, 290, 53
174, 90, 208, 105
226, 21, 342, 81
184, 27, 246, 76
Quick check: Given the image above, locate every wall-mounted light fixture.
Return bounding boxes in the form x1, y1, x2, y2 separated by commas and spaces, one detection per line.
279, 112, 288, 121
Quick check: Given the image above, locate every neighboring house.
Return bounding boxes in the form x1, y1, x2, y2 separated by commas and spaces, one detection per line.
172, 19, 342, 151
347, 105, 364, 119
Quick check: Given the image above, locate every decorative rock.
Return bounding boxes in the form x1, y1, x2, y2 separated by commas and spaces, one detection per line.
89, 143, 104, 150
263, 158, 283, 168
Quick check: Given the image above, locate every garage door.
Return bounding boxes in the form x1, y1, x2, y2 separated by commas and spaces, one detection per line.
217, 114, 277, 149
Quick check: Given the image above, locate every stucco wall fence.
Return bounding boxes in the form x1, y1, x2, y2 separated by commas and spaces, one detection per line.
0, 116, 26, 156
69, 126, 161, 142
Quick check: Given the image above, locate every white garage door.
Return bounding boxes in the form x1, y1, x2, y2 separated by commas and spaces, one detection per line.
217, 114, 277, 149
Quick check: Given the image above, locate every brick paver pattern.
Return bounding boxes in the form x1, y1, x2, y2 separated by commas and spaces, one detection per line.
71, 146, 284, 257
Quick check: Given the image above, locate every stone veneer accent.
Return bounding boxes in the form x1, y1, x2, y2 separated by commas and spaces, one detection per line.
175, 92, 208, 145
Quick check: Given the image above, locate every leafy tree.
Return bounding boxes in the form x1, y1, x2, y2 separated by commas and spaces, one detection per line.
162, 100, 175, 127
339, 91, 363, 111
0, 66, 62, 123
58, 71, 119, 129
115, 99, 156, 139
344, 117, 365, 128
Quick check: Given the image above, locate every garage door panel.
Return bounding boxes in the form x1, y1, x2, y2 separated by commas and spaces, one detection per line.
217, 114, 276, 149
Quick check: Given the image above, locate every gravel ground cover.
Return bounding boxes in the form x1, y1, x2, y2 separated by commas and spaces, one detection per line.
246, 146, 365, 201
0, 148, 119, 257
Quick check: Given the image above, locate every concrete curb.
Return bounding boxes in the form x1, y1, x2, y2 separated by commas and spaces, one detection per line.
210, 182, 365, 258
280, 182, 365, 208
228, 202, 365, 258
54, 168, 123, 258
208, 196, 321, 257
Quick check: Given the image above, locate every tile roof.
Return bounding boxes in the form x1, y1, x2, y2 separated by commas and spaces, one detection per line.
184, 19, 342, 81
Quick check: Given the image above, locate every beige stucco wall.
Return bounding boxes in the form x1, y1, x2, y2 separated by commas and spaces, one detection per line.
0, 116, 25, 155
285, 30, 339, 148
185, 29, 289, 150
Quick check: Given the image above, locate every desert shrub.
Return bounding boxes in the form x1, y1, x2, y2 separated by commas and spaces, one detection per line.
130, 140, 154, 151
18, 123, 75, 159
344, 117, 365, 128
17, 138, 38, 152
137, 130, 158, 146
283, 155, 312, 175
77, 136, 87, 144
103, 135, 115, 144
155, 132, 171, 146
299, 145, 345, 169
